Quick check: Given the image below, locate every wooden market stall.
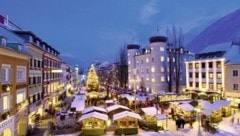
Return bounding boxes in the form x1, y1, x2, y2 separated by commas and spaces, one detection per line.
78, 111, 108, 136
106, 104, 130, 119
113, 111, 142, 135
178, 103, 194, 122
156, 114, 167, 130
140, 107, 158, 124
213, 100, 231, 117
82, 106, 107, 115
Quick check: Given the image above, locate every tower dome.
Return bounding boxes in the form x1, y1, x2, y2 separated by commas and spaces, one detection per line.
149, 36, 167, 43
127, 44, 140, 50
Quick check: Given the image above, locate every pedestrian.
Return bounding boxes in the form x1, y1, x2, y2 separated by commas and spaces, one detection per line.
182, 119, 186, 128
231, 115, 235, 124
189, 118, 193, 128
175, 119, 179, 131
238, 118, 240, 124
52, 108, 55, 117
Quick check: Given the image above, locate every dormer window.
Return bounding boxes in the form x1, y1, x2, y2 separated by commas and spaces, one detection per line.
29, 36, 33, 43
1, 37, 7, 47
36, 40, 40, 46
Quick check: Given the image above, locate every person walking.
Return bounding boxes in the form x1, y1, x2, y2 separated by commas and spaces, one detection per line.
231, 115, 235, 124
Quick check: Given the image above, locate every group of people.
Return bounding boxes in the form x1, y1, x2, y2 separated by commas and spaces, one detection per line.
175, 117, 186, 130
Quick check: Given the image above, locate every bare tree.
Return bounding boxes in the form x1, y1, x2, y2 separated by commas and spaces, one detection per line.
116, 44, 128, 89
166, 26, 185, 94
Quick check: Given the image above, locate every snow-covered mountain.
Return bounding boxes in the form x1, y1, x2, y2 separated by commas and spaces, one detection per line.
186, 9, 240, 53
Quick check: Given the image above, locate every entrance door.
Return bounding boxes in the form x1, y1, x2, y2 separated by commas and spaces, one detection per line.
0, 128, 12, 136
17, 117, 27, 136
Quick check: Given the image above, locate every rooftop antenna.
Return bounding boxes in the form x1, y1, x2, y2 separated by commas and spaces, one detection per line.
156, 25, 159, 34
6, 14, 9, 29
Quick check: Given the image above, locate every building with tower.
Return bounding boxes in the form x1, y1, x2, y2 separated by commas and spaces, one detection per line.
127, 35, 169, 94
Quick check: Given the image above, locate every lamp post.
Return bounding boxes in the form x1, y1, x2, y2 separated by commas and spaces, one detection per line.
195, 108, 201, 134
132, 68, 137, 112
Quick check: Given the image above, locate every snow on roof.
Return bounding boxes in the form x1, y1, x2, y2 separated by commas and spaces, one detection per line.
78, 111, 108, 121
213, 100, 231, 107
105, 99, 114, 104
200, 42, 231, 53
141, 107, 158, 116
137, 96, 147, 102
71, 100, 85, 112
202, 109, 212, 116
226, 57, 240, 65
209, 103, 222, 111
113, 111, 142, 121
106, 104, 130, 112
0, 26, 24, 43
73, 94, 85, 101
82, 106, 107, 114
156, 114, 167, 120
178, 103, 194, 112
120, 94, 136, 101
198, 99, 212, 109
98, 61, 111, 68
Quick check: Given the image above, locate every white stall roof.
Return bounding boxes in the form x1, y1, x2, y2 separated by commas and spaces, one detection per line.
106, 104, 130, 112
156, 114, 167, 120
141, 107, 158, 116
78, 111, 108, 121
71, 99, 85, 112
113, 111, 142, 121
179, 103, 194, 112
202, 109, 212, 116
82, 106, 107, 114
213, 100, 231, 107
105, 99, 114, 104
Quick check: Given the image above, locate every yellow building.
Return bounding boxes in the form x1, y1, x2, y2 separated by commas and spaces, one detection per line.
0, 29, 30, 136
225, 63, 240, 107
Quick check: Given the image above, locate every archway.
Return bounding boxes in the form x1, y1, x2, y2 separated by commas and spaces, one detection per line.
0, 128, 12, 136
17, 117, 27, 136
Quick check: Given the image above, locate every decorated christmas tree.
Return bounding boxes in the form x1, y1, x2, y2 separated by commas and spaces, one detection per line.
86, 64, 99, 91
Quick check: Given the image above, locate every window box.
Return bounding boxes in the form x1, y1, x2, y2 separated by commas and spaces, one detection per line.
2, 84, 12, 92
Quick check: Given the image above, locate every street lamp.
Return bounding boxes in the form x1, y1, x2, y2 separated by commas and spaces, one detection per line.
195, 108, 202, 134
132, 68, 137, 112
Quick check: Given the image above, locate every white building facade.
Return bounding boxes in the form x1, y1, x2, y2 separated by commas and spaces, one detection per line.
128, 36, 169, 94
185, 42, 240, 102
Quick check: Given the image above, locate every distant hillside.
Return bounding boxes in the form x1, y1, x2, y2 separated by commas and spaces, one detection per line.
186, 9, 240, 53
60, 55, 84, 68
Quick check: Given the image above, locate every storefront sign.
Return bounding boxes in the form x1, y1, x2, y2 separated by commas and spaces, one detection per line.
0, 116, 14, 133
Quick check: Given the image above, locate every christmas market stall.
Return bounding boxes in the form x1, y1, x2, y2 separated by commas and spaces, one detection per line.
177, 103, 194, 122
140, 107, 158, 124
213, 100, 231, 117
82, 106, 107, 115
78, 111, 108, 136
113, 111, 142, 135
106, 104, 130, 119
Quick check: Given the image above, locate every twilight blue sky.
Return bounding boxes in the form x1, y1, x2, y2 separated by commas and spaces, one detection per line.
1, 0, 240, 68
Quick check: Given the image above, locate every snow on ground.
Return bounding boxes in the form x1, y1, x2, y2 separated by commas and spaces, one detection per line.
52, 110, 240, 136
